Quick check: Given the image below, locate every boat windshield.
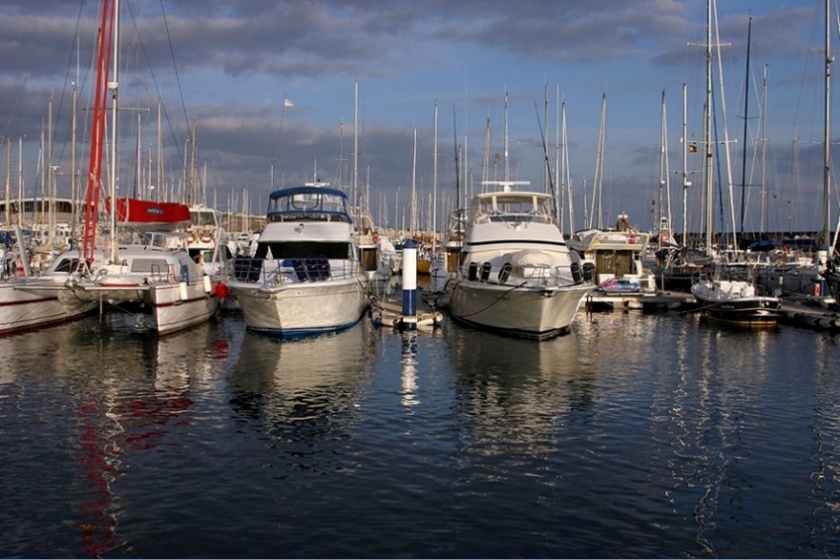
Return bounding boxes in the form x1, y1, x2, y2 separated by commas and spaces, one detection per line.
472, 193, 554, 225
190, 209, 218, 228
267, 189, 352, 223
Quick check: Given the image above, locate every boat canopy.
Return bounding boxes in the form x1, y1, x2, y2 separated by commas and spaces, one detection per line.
266, 186, 351, 223
105, 197, 191, 228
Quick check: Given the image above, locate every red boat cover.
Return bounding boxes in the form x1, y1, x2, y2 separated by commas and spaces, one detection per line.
105, 197, 191, 225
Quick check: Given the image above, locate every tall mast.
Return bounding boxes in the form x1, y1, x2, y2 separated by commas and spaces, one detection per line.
353, 81, 358, 216
823, 0, 832, 250
543, 81, 550, 195
681, 83, 691, 244
590, 92, 607, 230
4, 139, 9, 229
555, 85, 563, 232
432, 100, 438, 253
70, 77, 78, 240
157, 99, 163, 201
562, 99, 574, 232
759, 65, 768, 236
503, 90, 510, 183
738, 17, 752, 237
82, 0, 115, 262
703, 0, 714, 256
48, 96, 55, 248
409, 126, 417, 237
658, 90, 667, 232
452, 104, 461, 240
185, 118, 198, 205
109, 0, 120, 261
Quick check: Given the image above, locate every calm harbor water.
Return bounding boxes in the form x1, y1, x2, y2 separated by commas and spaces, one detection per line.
2, 304, 840, 558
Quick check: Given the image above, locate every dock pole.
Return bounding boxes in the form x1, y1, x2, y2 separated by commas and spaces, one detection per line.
401, 239, 418, 330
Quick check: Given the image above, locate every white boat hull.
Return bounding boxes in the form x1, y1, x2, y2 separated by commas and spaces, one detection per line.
0, 280, 96, 335
447, 279, 590, 339
149, 280, 222, 336
232, 277, 367, 336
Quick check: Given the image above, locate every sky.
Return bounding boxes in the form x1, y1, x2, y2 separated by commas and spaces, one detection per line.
0, 0, 836, 236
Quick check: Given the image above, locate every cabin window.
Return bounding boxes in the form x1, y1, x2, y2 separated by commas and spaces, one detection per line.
53, 258, 81, 273
130, 258, 170, 273
257, 241, 352, 260
266, 190, 351, 223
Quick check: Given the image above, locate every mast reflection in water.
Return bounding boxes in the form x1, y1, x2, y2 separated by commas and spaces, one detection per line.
1, 311, 840, 557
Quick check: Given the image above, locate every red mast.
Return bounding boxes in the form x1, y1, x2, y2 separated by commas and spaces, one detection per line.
81, 0, 115, 262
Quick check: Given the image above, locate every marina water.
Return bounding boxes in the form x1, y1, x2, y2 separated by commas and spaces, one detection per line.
2, 307, 840, 557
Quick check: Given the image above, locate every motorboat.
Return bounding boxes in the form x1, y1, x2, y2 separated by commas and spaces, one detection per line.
567, 213, 655, 293
228, 183, 368, 337
691, 276, 782, 328
442, 182, 593, 339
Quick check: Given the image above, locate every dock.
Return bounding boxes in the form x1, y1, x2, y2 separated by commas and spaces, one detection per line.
585, 290, 697, 312
778, 298, 840, 331
369, 296, 443, 330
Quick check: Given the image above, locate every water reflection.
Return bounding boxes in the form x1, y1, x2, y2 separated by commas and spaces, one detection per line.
446, 323, 595, 456
400, 332, 419, 407
0, 318, 234, 558
153, 319, 232, 391
228, 325, 371, 453
83, 321, 232, 557
808, 333, 840, 555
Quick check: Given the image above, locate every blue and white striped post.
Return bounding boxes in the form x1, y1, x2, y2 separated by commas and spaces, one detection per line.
400, 239, 418, 330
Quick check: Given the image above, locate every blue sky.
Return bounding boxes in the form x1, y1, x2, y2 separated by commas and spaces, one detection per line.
0, 0, 835, 235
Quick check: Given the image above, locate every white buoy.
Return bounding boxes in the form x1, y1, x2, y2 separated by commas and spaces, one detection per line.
203, 274, 212, 293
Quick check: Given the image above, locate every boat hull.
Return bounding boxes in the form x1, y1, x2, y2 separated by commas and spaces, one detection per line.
0, 280, 96, 335
697, 300, 782, 328
149, 280, 221, 336
692, 280, 782, 328
231, 278, 367, 337
447, 279, 590, 339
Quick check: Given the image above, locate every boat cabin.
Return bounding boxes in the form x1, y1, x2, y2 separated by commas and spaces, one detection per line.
266, 185, 352, 224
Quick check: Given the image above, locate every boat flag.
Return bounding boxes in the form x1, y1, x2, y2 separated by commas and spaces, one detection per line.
284, 98, 294, 107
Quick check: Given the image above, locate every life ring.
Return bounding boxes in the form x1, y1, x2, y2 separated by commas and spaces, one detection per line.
372, 229, 380, 244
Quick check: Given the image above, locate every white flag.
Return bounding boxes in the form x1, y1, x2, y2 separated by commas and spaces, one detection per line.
284, 98, 294, 107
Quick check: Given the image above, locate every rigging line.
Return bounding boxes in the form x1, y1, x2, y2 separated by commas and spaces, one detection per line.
123, 0, 178, 146
534, 101, 558, 223
0, 76, 27, 145
158, 0, 191, 140
49, 0, 87, 164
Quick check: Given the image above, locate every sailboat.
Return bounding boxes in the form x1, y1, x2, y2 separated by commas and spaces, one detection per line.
49, 0, 225, 336
0, 227, 97, 336
689, 0, 781, 328
818, 0, 840, 303
567, 92, 655, 307
428, 106, 467, 297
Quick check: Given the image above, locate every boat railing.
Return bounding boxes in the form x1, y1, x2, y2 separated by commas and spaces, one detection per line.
232, 256, 360, 285
267, 210, 352, 224
462, 260, 590, 288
